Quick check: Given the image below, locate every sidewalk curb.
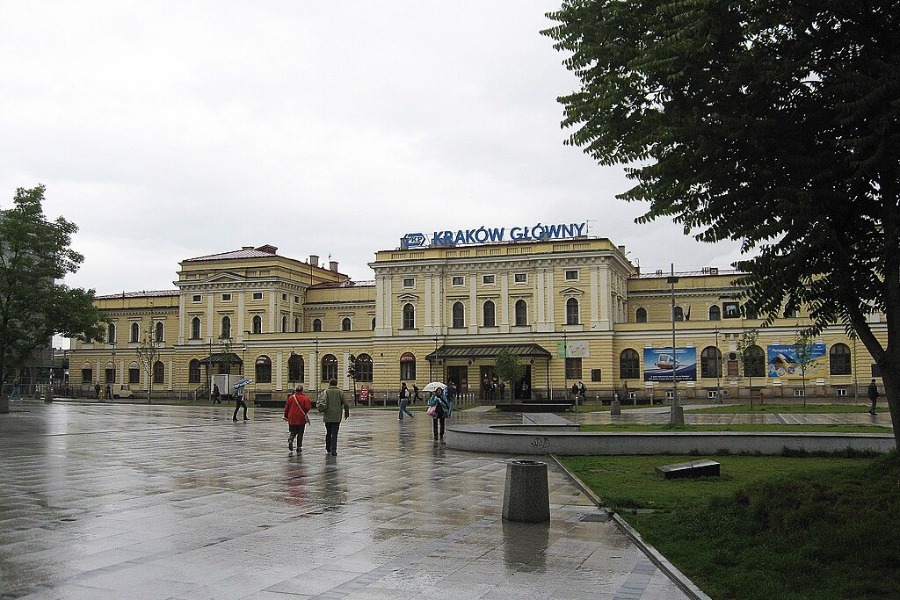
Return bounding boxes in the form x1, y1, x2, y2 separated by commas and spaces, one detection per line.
549, 455, 713, 600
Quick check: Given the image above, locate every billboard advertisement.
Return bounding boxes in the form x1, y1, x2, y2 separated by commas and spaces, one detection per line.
766, 344, 827, 378
643, 347, 697, 382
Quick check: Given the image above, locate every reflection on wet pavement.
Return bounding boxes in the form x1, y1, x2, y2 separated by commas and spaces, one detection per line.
0, 400, 697, 599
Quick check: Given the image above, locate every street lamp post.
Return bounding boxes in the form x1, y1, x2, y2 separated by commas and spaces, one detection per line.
668, 264, 684, 424
715, 329, 721, 403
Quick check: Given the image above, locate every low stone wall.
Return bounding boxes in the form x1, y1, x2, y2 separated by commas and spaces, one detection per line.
446, 424, 895, 455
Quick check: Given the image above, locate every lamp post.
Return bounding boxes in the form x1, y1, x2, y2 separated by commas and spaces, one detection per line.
715, 330, 721, 403
314, 337, 319, 397
668, 264, 684, 424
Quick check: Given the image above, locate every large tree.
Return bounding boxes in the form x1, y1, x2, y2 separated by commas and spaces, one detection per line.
544, 0, 900, 447
0, 185, 105, 413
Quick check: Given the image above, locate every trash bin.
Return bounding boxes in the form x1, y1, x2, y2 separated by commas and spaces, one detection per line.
502, 460, 550, 523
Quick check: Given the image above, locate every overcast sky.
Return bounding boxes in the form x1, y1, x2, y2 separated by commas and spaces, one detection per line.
1, 1, 743, 299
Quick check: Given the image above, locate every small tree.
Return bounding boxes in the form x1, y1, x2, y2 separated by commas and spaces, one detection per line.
494, 349, 525, 402
794, 331, 820, 408
136, 322, 161, 403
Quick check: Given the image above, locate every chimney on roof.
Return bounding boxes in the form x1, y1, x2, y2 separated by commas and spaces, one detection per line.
329, 260, 339, 272
242, 246, 253, 250
309, 255, 319, 268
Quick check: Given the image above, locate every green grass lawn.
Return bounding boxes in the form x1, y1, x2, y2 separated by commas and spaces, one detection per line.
560, 452, 900, 599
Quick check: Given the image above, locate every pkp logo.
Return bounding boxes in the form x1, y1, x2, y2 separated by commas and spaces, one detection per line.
402, 232, 427, 248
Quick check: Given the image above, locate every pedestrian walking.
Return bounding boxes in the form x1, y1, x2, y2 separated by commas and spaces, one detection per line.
319, 378, 350, 456
211, 383, 221, 404
284, 385, 312, 452
105, 383, 111, 400
232, 386, 248, 421
867, 379, 879, 415
399, 382, 414, 420
94, 382, 100, 399
412, 383, 423, 405
9, 378, 21, 401
427, 388, 452, 442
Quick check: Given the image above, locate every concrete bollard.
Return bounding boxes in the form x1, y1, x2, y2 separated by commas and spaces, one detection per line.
610, 398, 621, 415
502, 460, 550, 523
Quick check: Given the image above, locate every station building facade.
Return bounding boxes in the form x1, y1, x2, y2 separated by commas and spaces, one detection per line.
68, 231, 883, 403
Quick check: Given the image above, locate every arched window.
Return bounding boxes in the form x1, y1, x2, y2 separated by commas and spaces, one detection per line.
312, 318, 322, 332
294, 317, 300, 333
514, 300, 527, 326
566, 298, 579, 325
152, 360, 164, 384
635, 307, 647, 323
155, 322, 164, 343
288, 353, 304, 382
400, 352, 416, 380
191, 317, 201, 340
483, 300, 496, 327
107, 323, 116, 344
830, 343, 851, 375
131, 322, 140, 343
402, 303, 416, 329
743, 345, 766, 377
321, 354, 338, 382
673, 306, 684, 321
188, 359, 201, 384
356, 353, 373, 382
282, 316, 287, 333
708, 305, 721, 321
452, 302, 465, 328
252, 315, 262, 334
221, 316, 231, 339
255, 355, 272, 383
700, 346, 722, 378
342, 317, 351, 331
620, 349, 640, 379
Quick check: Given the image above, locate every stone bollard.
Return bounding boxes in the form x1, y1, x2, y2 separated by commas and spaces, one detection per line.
502, 460, 550, 523
610, 398, 621, 415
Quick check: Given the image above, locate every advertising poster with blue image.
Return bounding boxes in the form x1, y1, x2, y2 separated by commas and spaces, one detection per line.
643, 348, 697, 382
766, 344, 827, 378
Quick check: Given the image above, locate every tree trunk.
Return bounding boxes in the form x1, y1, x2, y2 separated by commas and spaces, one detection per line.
880, 361, 900, 449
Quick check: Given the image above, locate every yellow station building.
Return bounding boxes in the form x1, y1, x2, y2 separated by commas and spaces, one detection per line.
68, 224, 882, 404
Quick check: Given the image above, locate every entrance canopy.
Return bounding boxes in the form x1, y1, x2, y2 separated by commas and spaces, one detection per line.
425, 344, 551, 362
198, 352, 243, 366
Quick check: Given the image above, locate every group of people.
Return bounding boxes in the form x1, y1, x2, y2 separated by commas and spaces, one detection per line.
398, 381, 455, 441
281, 379, 350, 456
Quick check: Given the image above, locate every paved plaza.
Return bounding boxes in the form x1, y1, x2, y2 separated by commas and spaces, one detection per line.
0, 399, 705, 600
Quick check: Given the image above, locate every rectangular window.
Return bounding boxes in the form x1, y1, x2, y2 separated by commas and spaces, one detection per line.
565, 357, 583, 379
81, 368, 92, 384
282, 293, 287, 301
222, 293, 232, 301
565, 270, 579, 281
294, 296, 300, 303
192, 294, 201, 303
452, 276, 464, 286
514, 273, 527, 283
129, 368, 140, 384
590, 368, 602, 382
723, 301, 740, 318
252, 292, 263, 300
482, 274, 495, 284
403, 277, 415, 287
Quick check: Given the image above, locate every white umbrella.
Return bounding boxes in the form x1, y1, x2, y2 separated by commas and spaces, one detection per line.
422, 381, 446, 392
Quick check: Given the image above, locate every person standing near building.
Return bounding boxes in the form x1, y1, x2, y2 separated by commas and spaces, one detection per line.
428, 388, 452, 442
94, 382, 100, 399
320, 378, 350, 456
105, 383, 111, 400
284, 385, 311, 452
211, 383, 221, 404
867, 379, 879, 415
398, 382, 414, 420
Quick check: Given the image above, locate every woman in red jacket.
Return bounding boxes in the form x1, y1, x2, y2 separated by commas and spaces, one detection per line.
284, 385, 312, 452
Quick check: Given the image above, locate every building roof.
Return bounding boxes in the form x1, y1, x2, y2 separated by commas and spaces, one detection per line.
183, 245, 279, 262
95, 290, 180, 300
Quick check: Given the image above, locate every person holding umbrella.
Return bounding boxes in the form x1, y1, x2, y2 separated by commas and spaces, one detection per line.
232, 378, 252, 421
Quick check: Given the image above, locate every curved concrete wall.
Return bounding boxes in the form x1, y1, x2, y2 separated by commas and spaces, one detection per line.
446, 424, 895, 455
